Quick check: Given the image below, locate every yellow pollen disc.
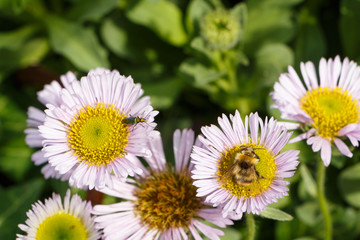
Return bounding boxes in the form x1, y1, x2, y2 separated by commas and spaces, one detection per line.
36, 212, 88, 240
217, 144, 277, 199
300, 87, 359, 139
133, 170, 202, 230
67, 103, 129, 166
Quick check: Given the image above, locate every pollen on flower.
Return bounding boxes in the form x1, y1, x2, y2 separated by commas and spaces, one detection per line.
300, 87, 360, 139
67, 103, 130, 166
36, 212, 88, 240
133, 170, 202, 230
217, 144, 277, 199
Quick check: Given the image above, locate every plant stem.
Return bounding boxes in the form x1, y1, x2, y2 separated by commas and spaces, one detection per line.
317, 159, 332, 240
246, 213, 256, 240
225, 55, 238, 90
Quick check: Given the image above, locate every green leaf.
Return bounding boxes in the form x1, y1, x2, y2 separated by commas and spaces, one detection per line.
0, 0, 31, 14
67, 0, 119, 22
275, 220, 302, 240
45, 14, 110, 71
254, 43, 294, 87
230, 2, 247, 32
220, 225, 241, 240
300, 164, 317, 198
260, 206, 293, 221
0, 95, 32, 181
331, 206, 358, 239
142, 78, 183, 109
293, 238, 317, 240
102, 194, 119, 205
0, 178, 44, 239
101, 15, 183, 65
0, 25, 37, 50
268, 195, 291, 209
340, 0, 360, 61
180, 58, 226, 87
0, 49, 20, 72
0, 138, 32, 181
19, 38, 49, 67
100, 18, 135, 59
190, 37, 213, 61
260, 0, 304, 6
295, 202, 321, 226
0, 95, 26, 132
338, 163, 360, 208
185, 0, 212, 36
0, 38, 49, 71
329, 152, 347, 169
126, 0, 187, 46
243, 0, 298, 54
294, 9, 326, 65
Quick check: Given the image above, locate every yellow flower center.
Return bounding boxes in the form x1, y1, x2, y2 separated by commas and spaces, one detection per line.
67, 103, 129, 166
217, 144, 277, 198
300, 87, 359, 139
36, 212, 87, 240
133, 170, 201, 230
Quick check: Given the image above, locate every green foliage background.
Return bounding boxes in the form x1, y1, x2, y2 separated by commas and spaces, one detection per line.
0, 0, 360, 239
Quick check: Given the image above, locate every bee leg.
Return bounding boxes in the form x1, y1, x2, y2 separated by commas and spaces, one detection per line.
255, 170, 265, 179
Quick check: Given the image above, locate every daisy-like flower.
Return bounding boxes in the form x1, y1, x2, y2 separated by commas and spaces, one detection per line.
92, 129, 233, 240
17, 189, 101, 240
271, 56, 360, 166
191, 111, 299, 219
37, 69, 158, 189
25, 71, 78, 180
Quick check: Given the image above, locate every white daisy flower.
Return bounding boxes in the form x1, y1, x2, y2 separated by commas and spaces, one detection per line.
191, 111, 299, 219
271, 56, 360, 166
25, 71, 78, 180
38, 69, 158, 189
17, 190, 101, 240
92, 129, 233, 240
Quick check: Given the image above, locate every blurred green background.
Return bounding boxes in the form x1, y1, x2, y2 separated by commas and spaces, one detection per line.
1, 0, 360, 239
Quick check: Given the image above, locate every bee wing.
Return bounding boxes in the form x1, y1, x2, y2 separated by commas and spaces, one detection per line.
220, 163, 238, 182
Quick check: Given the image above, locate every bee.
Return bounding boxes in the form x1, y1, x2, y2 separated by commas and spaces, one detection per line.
221, 147, 265, 186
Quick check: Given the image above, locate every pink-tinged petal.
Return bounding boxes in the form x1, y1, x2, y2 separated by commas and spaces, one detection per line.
305, 61, 319, 89
300, 62, 312, 90
249, 112, 260, 144
319, 57, 328, 87
288, 66, 307, 95
289, 128, 316, 143
307, 136, 323, 152
192, 219, 224, 240
218, 113, 238, 146
330, 55, 342, 87
197, 208, 233, 227
278, 74, 302, 100
173, 129, 194, 172
276, 121, 301, 130
188, 224, 203, 240
348, 135, 360, 147
333, 138, 353, 158
320, 140, 332, 166
338, 123, 360, 136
